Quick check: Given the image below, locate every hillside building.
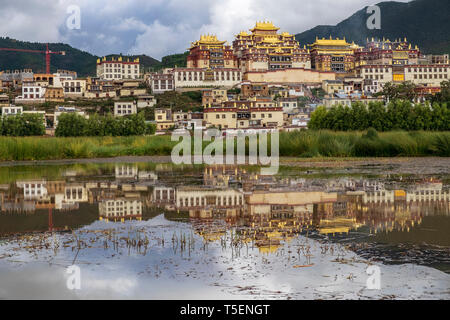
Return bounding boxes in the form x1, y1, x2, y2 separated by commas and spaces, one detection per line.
96, 56, 140, 80
114, 101, 137, 117
187, 35, 237, 69
233, 21, 311, 73
202, 89, 228, 106
309, 37, 359, 72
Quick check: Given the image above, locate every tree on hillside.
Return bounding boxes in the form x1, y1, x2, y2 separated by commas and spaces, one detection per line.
1, 114, 45, 136
378, 82, 418, 102
432, 80, 450, 103
308, 106, 327, 130
55, 113, 87, 137
308, 100, 448, 131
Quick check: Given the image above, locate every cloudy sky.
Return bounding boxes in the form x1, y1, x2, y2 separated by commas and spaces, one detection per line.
0, 0, 411, 60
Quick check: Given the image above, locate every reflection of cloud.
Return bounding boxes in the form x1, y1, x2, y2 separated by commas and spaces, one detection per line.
0, 266, 77, 299
1, 0, 411, 59
0, 213, 449, 299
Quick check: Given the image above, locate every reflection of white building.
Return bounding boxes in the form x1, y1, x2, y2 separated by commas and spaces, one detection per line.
115, 165, 138, 179
363, 190, 395, 204
406, 182, 450, 202
16, 180, 47, 200
153, 187, 175, 204
360, 180, 385, 192
55, 193, 80, 210
176, 187, 244, 208
137, 171, 158, 182
246, 190, 336, 215
327, 178, 357, 191
99, 198, 142, 220
64, 185, 88, 203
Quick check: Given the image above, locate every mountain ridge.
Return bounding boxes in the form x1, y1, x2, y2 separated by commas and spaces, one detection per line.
295, 0, 450, 54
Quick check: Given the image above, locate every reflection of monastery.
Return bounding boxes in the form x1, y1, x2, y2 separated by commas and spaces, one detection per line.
0, 165, 157, 228
1, 166, 449, 249
99, 198, 143, 222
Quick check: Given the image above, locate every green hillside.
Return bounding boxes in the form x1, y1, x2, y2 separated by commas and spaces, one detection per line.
0, 37, 96, 76
0, 37, 188, 77
160, 52, 189, 69
295, 0, 450, 54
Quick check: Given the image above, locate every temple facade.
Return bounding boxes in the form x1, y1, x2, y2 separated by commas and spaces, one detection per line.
354, 38, 449, 86
354, 37, 420, 68
233, 21, 311, 73
309, 37, 360, 73
187, 35, 237, 69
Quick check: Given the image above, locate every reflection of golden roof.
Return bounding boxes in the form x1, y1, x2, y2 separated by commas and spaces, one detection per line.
258, 244, 281, 254
266, 231, 283, 239
318, 217, 362, 234
395, 210, 411, 225
197, 230, 226, 242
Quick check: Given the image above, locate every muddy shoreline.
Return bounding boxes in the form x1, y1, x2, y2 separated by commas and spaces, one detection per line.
0, 156, 448, 174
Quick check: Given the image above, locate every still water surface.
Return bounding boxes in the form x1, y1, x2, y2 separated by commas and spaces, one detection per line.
0, 162, 449, 299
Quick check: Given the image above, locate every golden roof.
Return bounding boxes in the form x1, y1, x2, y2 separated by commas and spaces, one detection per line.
191, 34, 226, 48
312, 36, 351, 46
251, 21, 280, 32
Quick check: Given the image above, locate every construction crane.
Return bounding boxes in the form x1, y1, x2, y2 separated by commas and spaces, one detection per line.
0, 43, 66, 74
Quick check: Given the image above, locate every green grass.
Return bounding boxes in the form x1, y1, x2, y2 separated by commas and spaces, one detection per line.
281, 130, 450, 157
0, 130, 449, 161
0, 135, 176, 161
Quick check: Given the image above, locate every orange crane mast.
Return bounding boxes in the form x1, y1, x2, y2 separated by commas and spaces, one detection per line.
0, 43, 66, 74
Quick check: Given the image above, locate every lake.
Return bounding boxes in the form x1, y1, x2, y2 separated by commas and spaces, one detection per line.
0, 161, 449, 299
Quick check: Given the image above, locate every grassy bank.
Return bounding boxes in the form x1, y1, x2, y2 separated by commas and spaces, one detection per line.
0, 136, 176, 161
0, 130, 449, 161
279, 130, 450, 157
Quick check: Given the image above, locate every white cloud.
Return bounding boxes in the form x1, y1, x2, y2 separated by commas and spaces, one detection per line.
113, 18, 149, 32
0, 0, 412, 60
